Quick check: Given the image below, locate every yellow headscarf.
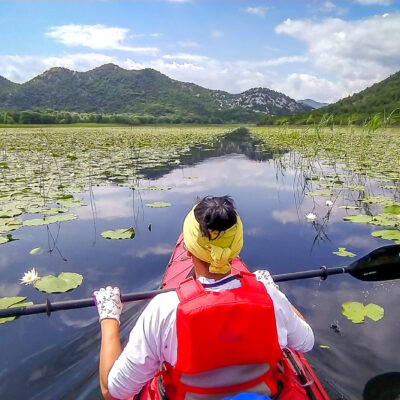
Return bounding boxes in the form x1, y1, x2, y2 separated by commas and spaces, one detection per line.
183, 206, 243, 274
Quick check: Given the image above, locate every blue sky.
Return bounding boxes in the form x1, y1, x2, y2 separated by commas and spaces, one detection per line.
1, 0, 399, 102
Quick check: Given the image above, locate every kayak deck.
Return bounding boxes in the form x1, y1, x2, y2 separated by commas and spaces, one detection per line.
142, 234, 329, 400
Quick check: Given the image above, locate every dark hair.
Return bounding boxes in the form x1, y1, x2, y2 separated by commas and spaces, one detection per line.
194, 196, 237, 239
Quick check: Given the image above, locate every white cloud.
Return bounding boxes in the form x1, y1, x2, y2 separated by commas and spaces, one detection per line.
275, 73, 347, 103
275, 13, 400, 100
46, 24, 158, 55
243, 6, 267, 17
272, 209, 301, 224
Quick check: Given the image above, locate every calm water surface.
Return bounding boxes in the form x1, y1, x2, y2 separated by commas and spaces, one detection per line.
0, 130, 399, 400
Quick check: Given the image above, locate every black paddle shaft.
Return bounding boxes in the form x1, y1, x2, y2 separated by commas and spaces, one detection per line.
0, 289, 174, 318
1, 245, 399, 319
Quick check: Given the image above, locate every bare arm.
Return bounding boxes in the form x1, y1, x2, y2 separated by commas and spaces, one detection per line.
99, 319, 122, 400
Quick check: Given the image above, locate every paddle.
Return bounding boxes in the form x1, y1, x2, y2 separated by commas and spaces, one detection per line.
1, 244, 399, 319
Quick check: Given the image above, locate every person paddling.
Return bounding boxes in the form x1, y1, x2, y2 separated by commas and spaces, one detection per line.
94, 196, 314, 400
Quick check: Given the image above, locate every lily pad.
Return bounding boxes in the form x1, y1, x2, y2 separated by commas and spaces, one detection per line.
23, 214, 77, 226
101, 227, 135, 240
364, 303, 384, 322
56, 194, 74, 200
145, 202, 172, 208
343, 215, 373, 223
0, 297, 33, 324
346, 185, 365, 191
306, 192, 333, 197
132, 186, 171, 190
371, 229, 400, 244
0, 208, 24, 218
0, 218, 23, 233
342, 301, 365, 323
0, 297, 26, 309
29, 247, 42, 255
43, 207, 69, 216
383, 205, 400, 215
56, 197, 86, 208
369, 214, 399, 227
342, 301, 385, 324
319, 345, 330, 349
333, 247, 356, 257
0, 234, 16, 245
339, 205, 360, 210
34, 272, 83, 293
380, 185, 397, 189
361, 196, 392, 205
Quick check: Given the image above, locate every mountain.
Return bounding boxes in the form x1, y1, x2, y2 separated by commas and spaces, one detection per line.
298, 99, 329, 109
214, 88, 309, 114
0, 64, 311, 123
318, 70, 400, 118
0, 76, 18, 96
259, 70, 400, 125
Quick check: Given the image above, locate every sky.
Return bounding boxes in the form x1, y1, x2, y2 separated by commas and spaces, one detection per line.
1, 0, 399, 103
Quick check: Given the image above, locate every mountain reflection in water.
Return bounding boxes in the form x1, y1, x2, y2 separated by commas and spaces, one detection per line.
138, 127, 276, 179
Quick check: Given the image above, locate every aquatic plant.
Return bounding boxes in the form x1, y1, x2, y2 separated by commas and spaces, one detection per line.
0, 126, 232, 243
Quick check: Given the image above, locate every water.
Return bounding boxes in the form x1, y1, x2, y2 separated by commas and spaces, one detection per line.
0, 130, 399, 399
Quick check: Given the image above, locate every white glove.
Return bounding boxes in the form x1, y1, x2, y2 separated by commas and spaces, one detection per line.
93, 286, 123, 324
254, 270, 279, 289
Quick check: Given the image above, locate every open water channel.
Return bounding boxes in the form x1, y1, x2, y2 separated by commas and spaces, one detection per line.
0, 128, 399, 399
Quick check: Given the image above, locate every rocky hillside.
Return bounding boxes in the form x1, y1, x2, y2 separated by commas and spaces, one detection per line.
213, 87, 310, 115
0, 64, 311, 121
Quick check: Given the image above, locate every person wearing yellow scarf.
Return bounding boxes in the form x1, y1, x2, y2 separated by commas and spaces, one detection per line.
183, 196, 243, 274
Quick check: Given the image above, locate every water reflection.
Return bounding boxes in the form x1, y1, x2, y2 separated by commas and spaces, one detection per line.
139, 127, 274, 179
0, 130, 399, 400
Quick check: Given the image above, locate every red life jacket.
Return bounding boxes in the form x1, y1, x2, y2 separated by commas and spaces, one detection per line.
160, 272, 283, 400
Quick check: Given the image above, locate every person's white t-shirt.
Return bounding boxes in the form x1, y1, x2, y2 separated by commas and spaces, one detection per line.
108, 274, 314, 399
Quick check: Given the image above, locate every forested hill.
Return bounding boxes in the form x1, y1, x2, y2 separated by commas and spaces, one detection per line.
259, 70, 400, 125
0, 76, 18, 96
0, 64, 310, 124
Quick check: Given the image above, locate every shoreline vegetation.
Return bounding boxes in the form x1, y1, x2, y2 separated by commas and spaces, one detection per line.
0, 107, 399, 129
0, 122, 244, 129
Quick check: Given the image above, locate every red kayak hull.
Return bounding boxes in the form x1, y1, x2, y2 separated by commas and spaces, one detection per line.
138, 234, 330, 400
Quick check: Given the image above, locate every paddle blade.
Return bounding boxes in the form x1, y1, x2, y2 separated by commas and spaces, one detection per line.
348, 245, 400, 281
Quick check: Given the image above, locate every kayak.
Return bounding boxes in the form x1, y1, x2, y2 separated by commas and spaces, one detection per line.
138, 234, 330, 400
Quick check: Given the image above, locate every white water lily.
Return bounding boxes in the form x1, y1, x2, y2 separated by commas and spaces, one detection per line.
325, 200, 333, 207
305, 212, 317, 222
20, 268, 40, 285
